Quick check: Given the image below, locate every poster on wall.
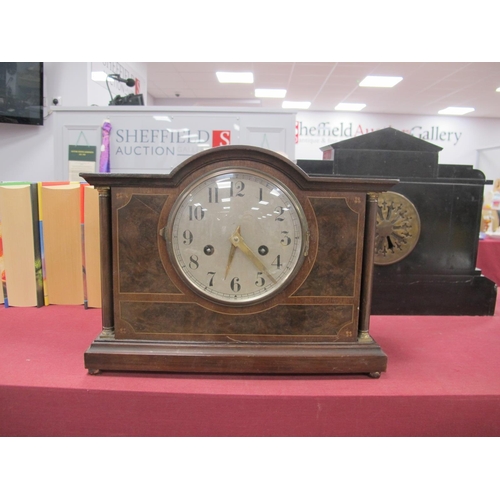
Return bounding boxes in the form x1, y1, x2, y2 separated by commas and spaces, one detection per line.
68, 132, 97, 182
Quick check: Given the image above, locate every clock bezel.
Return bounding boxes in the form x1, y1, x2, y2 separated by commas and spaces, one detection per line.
163, 166, 310, 307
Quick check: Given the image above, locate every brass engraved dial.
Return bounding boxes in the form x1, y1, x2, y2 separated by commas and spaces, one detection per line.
374, 191, 421, 265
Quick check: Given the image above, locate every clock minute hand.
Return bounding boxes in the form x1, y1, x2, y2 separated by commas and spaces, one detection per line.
229, 226, 277, 284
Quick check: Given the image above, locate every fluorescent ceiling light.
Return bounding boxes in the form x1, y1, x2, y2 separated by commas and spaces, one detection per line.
282, 101, 311, 109
216, 72, 254, 83
438, 107, 475, 115
359, 76, 403, 88
255, 89, 287, 98
91, 71, 108, 82
335, 103, 366, 111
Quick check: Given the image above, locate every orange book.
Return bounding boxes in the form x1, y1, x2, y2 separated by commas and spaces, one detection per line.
82, 184, 101, 308
38, 182, 84, 305
0, 213, 5, 305
0, 183, 43, 307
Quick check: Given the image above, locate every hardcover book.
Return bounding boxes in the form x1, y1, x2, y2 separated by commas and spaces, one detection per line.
82, 184, 101, 308
38, 182, 84, 305
0, 183, 43, 307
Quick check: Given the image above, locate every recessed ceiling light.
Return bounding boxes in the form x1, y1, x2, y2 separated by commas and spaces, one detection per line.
496, 87, 500, 92
282, 101, 311, 109
91, 71, 108, 82
335, 103, 366, 111
255, 89, 287, 98
153, 115, 173, 122
216, 72, 254, 83
438, 107, 475, 115
359, 76, 403, 88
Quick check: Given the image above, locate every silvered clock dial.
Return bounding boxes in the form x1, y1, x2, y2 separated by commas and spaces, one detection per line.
165, 168, 309, 305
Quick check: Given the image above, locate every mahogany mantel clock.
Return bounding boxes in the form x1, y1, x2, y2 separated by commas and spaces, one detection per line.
82, 146, 397, 377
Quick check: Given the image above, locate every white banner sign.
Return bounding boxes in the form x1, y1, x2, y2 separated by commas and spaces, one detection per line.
295, 111, 500, 169
107, 111, 295, 173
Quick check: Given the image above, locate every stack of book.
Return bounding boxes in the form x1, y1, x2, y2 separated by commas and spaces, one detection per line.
0, 181, 101, 308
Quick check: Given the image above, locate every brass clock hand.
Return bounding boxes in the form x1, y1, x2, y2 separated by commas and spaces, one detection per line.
224, 242, 237, 280
224, 226, 243, 280
229, 226, 277, 284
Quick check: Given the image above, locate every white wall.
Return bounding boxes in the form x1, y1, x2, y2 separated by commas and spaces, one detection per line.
0, 119, 56, 182
475, 146, 500, 192
1, 63, 500, 186
45, 62, 88, 107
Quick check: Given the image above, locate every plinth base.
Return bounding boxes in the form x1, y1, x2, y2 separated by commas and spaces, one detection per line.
84, 338, 387, 376
372, 274, 497, 316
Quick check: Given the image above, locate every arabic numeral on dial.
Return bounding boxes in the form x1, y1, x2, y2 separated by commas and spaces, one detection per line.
189, 255, 199, 269
230, 277, 241, 293
271, 255, 282, 269
207, 272, 216, 287
208, 187, 219, 203
230, 181, 245, 198
274, 206, 285, 221
280, 231, 291, 246
188, 205, 205, 221
255, 272, 265, 287
183, 230, 193, 245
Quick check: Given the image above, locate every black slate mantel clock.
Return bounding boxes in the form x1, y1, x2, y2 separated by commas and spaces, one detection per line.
82, 145, 397, 377
316, 127, 496, 316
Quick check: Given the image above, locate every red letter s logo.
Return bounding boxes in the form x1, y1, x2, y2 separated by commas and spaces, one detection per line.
212, 130, 231, 147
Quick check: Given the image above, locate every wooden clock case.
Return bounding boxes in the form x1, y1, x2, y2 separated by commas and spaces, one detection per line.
82, 145, 397, 376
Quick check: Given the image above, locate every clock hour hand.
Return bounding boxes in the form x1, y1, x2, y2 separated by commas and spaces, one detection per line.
229, 226, 277, 284
224, 242, 237, 280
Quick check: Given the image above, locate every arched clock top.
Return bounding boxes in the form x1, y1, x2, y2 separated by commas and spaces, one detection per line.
81, 145, 397, 194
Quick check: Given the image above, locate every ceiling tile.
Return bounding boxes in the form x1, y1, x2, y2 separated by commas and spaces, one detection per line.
144, 62, 500, 118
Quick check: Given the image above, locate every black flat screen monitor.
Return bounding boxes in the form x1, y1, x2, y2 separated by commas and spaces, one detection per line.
0, 62, 44, 126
